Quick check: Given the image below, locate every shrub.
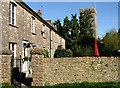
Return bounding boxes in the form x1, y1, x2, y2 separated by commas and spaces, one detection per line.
37, 49, 49, 58
31, 48, 49, 58
30, 48, 45, 54
44, 49, 49, 58
73, 46, 93, 57
54, 49, 73, 58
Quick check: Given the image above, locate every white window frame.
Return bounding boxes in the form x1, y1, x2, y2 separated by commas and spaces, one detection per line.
9, 42, 17, 67
22, 41, 29, 58
31, 17, 35, 34
51, 31, 53, 41
9, 2, 16, 25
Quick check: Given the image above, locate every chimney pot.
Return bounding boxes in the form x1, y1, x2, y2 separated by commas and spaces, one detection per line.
37, 10, 42, 17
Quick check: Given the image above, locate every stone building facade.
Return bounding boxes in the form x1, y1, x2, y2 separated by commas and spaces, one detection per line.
79, 7, 98, 39
1, 0, 65, 75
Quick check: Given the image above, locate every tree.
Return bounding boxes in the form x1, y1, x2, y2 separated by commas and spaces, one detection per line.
102, 29, 119, 56
118, 28, 120, 33
62, 16, 71, 40
53, 19, 63, 36
70, 14, 80, 51
62, 16, 71, 49
70, 14, 79, 40
118, 28, 120, 49
79, 9, 94, 36
53, 12, 96, 57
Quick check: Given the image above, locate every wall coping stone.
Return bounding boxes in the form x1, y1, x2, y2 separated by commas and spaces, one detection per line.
30, 48, 45, 54
1, 50, 13, 55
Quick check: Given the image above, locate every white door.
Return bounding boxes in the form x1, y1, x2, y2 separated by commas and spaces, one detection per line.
22, 41, 29, 72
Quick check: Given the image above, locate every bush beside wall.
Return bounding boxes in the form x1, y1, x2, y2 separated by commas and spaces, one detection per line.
54, 49, 73, 58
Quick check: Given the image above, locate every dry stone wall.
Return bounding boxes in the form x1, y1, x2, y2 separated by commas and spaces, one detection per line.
1, 55, 12, 83
32, 55, 45, 86
32, 55, 119, 86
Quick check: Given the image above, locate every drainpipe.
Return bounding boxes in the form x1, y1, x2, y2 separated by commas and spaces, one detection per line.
50, 29, 52, 59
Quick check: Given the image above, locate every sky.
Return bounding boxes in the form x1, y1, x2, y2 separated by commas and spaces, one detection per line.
25, 2, 118, 39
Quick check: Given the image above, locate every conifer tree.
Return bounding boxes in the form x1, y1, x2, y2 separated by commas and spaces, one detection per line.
79, 9, 94, 36
63, 16, 71, 40
53, 19, 63, 36
70, 14, 80, 51
118, 28, 120, 33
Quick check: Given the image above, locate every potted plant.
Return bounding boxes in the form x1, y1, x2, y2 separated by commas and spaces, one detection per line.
23, 56, 29, 61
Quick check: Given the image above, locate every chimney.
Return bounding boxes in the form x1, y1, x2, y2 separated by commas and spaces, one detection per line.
36, 10, 42, 17
53, 25, 57, 31
46, 20, 51, 25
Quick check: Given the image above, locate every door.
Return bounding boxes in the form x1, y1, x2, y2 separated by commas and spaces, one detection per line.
22, 41, 30, 72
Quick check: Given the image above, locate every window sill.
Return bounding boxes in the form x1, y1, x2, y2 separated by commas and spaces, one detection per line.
32, 33, 36, 35
43, 37, 46, 39
9, 24, 19, 28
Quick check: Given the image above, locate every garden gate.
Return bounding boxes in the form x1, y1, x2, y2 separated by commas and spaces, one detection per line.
11, 55, 22, 88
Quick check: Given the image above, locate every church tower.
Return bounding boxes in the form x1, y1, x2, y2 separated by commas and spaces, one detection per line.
79, 7, 98, 39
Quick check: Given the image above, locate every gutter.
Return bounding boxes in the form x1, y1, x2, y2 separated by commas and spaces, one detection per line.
15, 0, 65, 40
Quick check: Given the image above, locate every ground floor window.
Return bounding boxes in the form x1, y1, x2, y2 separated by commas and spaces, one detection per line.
9, 42, 17, 67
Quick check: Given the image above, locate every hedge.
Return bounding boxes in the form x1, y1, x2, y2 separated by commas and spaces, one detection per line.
54, 49, 73, 58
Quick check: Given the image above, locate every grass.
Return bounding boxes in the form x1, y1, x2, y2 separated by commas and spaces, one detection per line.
2, 82, 120, 87
29, 81, 120, 87
1, 83, 14, 88
53, 81, 120, 87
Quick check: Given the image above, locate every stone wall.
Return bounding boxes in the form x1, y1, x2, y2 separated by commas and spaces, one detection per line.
2, 1, 65, 58
32, 55, 45, 86
1, 55, 12, 83
32, 55, 119, 86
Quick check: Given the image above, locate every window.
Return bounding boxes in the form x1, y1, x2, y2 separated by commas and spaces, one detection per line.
50, 31, 53, 41
31, 17, 35, 34
42, 24, 45, 38
9, 42, 16, 67
9, 2, 16, 25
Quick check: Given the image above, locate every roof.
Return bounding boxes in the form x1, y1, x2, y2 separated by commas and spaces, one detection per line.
15, 0, 65, 39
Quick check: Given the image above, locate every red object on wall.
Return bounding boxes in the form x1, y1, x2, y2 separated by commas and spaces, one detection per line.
94, 40, 99, 56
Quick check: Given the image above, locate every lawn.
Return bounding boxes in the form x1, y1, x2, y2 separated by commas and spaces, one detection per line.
1, 81, 120, 88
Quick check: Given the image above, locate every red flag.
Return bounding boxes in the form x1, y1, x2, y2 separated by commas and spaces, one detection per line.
94, 40, 99, 56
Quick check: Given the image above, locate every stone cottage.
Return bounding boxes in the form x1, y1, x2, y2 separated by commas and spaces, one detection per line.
1, 0, 65, 77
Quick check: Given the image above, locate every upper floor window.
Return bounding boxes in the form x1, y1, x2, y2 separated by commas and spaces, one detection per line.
31, 17, 35, 34
9, 2, 16, 25
42, 24, 45, 38
51, 31, 53, 41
